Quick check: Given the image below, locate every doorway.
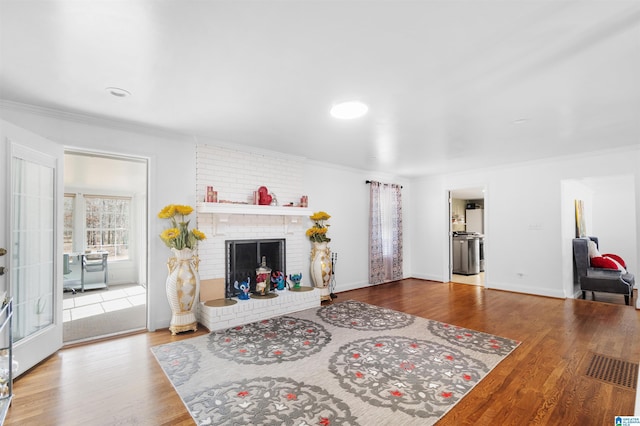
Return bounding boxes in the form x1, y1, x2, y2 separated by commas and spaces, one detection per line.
62, 151, 148, 343
449, 187, 485, 286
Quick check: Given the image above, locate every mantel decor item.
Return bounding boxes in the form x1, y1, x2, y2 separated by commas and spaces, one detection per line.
253, 256, 277, 299
307, 211, 332, 301
158, 204, 206, 335
206, 186, 217, 203
257, 186, 273, 205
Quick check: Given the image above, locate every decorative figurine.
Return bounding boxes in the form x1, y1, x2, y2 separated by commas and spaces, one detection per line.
289, 273, 303, 289
234, 278, 251, 300
271, 271, 286, 290
256, 273, 269, 295
255, 256, 272, 296
257, 186, 273, 205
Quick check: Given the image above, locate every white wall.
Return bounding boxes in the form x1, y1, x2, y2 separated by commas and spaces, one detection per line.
587, 174, 637, 274
303, 161, 412, 292
4, 103, 637, 330
0, 104, 413, 330
559, 174, 638, 297
409, 174, 448, 282
194, 143, 412, 294
0, 104, 196, 331
411, 147, 640, 301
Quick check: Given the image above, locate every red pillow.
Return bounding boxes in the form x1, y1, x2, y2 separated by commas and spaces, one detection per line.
602, 253, 626, 268
590, 256, 618, 270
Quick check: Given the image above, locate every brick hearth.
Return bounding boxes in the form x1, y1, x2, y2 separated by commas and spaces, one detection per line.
197, 288, 320, 331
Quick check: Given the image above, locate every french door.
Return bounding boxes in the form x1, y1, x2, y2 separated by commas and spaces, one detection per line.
1, 125, 63, 376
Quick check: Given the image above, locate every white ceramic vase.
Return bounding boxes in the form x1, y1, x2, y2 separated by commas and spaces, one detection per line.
310, 241, 332, 301
166, 247, 200, 335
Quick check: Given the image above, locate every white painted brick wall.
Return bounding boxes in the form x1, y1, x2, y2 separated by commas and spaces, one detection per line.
195, 144, 309, 281
196, 144, 306, 206
194, 144, 315, 328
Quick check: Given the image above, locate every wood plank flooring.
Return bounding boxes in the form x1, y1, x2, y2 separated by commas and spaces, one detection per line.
5, 279, 639, 425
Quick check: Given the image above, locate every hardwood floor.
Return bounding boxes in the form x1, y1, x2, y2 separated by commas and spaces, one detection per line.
6, 279, 639, 425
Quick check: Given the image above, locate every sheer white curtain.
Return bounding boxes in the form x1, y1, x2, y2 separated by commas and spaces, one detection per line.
369, 181, 403, 284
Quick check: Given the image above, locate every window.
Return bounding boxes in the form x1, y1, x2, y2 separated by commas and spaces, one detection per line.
63, 194, 75, 253
368, 181, 403, 284
85, 196, 131, 260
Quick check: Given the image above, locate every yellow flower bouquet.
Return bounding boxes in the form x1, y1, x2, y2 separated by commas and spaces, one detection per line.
306, 211, 331, 243
158, 204, 206, 250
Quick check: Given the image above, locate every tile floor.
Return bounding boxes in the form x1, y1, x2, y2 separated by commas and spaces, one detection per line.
451, 272, 485, 286
63, 285, 146, 323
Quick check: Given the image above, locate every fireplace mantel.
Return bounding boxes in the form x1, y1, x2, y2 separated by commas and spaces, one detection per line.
199, 202, 312, 216
198, 202, 313, 235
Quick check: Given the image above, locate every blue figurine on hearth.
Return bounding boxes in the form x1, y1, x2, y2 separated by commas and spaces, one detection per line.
289, 273, 302, 289
271, 271, 286, 291
234, 277, 251, 300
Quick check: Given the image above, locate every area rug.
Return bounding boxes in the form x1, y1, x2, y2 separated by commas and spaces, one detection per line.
151, 300, 520, 425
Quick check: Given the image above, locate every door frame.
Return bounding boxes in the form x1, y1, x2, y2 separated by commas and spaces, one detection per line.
3, 128, 64, 377
447, 186, 487, 285
62, 149, 149, 342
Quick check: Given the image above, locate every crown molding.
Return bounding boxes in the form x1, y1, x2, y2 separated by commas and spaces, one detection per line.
305, 156, 409, 185
0, 99, 191, 141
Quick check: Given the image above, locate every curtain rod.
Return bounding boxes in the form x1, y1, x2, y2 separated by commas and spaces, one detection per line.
365, 180, 403, 189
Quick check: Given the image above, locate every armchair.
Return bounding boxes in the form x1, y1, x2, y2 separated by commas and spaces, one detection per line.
573, 237, 635, 305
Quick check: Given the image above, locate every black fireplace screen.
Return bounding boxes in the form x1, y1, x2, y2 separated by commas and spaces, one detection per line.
225, 238, 286, 297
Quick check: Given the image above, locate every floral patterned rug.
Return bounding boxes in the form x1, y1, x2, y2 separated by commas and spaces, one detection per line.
151, 300, 520, 425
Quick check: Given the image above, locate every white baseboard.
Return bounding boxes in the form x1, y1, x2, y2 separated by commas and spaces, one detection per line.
410, 273, 447, 282
333, 280, 374, 293
486, 281, 566, 299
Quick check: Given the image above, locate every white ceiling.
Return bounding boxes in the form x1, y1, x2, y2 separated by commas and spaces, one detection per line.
1, 1, 639, 177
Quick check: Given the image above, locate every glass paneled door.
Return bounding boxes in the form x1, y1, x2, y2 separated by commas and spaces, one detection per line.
2, 128, 63, 376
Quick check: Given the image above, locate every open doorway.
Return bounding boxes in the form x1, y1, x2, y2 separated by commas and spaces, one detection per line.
62, 151, 148, 344
449, 187, 485, 286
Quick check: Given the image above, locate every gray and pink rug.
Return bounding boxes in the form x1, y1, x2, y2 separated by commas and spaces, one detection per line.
152, 300, 519, 425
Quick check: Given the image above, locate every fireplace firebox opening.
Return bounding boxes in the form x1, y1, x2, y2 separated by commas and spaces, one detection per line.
225, 238, 286, 298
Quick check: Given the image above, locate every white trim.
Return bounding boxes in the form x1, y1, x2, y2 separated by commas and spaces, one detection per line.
0, 100, 188, 140
198, 202, 312, 216
486, 281, 566, 299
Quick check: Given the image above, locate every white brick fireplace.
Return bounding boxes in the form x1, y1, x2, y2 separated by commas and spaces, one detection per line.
194, 144, 319, 330
198, 288, 320, 331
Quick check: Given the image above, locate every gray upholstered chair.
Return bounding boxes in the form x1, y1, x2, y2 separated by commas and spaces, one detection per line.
573, 237, 635, 305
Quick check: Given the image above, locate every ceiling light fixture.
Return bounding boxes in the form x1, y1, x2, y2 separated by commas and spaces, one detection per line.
330, 100, 368, 119
106, 87, 131, 98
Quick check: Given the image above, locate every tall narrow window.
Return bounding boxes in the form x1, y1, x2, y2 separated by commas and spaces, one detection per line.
369, 181, 403, 284
63, 194, 75, 253
85, 196, 131, 260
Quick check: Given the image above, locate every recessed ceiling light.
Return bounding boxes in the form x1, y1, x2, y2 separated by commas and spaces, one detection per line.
330, 100, 368, 119
106, 87, 131, 98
